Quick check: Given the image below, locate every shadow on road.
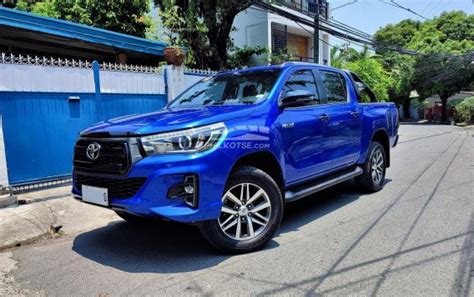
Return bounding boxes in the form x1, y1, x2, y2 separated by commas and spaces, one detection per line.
72, 180, 386, 273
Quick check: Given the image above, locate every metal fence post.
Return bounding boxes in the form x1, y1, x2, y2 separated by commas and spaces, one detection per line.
92, 60, 103, 121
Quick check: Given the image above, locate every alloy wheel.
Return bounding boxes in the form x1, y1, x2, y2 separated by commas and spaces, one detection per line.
218, 183, 272, 241
371, 149, 385, 184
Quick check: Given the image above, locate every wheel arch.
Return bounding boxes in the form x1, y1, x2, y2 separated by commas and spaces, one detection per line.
371, 129, 390, 167
229, 151, 284, 193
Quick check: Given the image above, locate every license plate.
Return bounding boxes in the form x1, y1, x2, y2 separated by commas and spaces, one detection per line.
82, 185, 108, 206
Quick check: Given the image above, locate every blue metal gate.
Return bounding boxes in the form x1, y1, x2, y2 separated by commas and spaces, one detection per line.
0, 57, 167, 185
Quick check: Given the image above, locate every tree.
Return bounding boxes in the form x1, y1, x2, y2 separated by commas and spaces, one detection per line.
375, 11, 474, 121
374, 19, 421, 52
12, 0, 151, 38
408, 12, 474, 121
331, 45, 370, 68
155, 0, 253, 70
226, 46, 267, 69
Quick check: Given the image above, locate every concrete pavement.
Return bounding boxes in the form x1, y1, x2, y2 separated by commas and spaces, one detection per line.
0, 124, 472, 296
0, 187, 118, 250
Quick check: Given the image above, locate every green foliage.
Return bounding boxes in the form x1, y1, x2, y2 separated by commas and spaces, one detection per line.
454, 97, 474, 123
374, 11, 474, 120
11, 0, 151, 37
331, 46, 392, 102
331, 46, 372, 69
155, 0, 253, 70
13, 1, 32, 11
374, 19, 421, 51
345, 57, 393, 102
226, 46, 267, 69
379, 52, 416, 105
267, 49, 293, 65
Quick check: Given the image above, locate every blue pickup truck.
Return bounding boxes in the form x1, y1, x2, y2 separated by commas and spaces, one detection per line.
73, 62, 398, 253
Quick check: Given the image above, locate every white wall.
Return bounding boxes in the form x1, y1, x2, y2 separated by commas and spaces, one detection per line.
231, 5, 331, 66
166, 66, 210, 101
232, 7, 269, 49
100, 70, 165, 94
0, 63, 94, 92
231, 7, 270, 66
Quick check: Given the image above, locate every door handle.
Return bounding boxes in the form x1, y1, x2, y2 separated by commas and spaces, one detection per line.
350, 111, 360, 118
318, 114, 330, 122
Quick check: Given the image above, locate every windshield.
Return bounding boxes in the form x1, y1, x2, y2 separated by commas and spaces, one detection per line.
168, 70, 281, 108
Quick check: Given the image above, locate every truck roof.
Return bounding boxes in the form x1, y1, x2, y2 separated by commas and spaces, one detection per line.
217, 62, 339, 76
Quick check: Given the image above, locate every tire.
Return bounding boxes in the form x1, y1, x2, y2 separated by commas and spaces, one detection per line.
355, 141, 386, 192
199, 166, 284, 254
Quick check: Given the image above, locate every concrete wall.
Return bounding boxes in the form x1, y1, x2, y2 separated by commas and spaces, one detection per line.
232, 7, 269, 48
231, 7, 269, 66
166, 66, 215, 102
231, 5, 331, 66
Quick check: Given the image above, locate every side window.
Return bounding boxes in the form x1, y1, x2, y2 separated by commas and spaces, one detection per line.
320, 70, 347, 103
350, 72, 377, 103
283, 69, 320, 104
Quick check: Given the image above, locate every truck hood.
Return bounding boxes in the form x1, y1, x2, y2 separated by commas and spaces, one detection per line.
81, 105, 256, 136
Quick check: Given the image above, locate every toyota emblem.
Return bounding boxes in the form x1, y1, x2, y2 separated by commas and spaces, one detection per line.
86, 142, 101, 160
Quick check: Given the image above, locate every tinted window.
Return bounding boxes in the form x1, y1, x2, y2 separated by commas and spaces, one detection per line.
169, 70, 281, 108
320, 70, 347, 103
282, 69, 320, 104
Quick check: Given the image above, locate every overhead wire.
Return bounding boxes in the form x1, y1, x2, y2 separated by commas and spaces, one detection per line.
251, 0, 473, 59
378, 0, 428, 19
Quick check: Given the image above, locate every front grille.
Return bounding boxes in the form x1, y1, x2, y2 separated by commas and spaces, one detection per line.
74, 173, 146, 199
73, 139, 130, 175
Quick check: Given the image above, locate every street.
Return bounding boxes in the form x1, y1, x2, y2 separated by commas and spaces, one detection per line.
1, 124, 473, 296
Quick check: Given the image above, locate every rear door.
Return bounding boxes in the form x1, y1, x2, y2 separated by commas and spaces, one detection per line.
316, 69, 363, 169
277, 68, 333, 185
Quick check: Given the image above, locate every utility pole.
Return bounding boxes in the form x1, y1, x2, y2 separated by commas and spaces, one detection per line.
313, 0, 327, 64
313, 0, 321, 64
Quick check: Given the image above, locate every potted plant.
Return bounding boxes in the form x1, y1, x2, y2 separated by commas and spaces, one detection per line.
163, 46, 186, 66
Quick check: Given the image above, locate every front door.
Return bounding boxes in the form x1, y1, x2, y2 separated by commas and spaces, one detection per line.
277, 68, 333, 186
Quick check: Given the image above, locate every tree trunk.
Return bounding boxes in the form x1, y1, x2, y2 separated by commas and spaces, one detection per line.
440, 94, 449, 123
403, 97, 411, 119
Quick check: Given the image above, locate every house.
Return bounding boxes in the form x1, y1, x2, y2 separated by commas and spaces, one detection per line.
423, 91, 474, 121
231, 0, 331, 66
0, 6, 167, 65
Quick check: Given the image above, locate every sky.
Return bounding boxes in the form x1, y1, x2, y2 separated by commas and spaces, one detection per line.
329, 0, 473, 45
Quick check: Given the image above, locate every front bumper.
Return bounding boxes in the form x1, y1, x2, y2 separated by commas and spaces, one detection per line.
72, 147, 235, 223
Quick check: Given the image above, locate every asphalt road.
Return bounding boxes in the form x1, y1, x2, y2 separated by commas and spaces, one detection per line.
2, 124, 473, 296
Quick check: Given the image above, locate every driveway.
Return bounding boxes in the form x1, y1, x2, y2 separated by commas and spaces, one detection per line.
1, 124, 473, 296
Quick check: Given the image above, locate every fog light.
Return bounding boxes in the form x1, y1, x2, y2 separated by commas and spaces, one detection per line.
166, 175, 198, 208
184, 185, 194, 194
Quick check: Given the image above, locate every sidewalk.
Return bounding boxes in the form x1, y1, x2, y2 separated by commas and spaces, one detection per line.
0, 185, 118, 250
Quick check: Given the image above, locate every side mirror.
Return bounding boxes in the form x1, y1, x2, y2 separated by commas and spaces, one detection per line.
280, 90, 315, 108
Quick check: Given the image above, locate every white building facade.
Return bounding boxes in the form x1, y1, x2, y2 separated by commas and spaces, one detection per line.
231, 1, 331, 66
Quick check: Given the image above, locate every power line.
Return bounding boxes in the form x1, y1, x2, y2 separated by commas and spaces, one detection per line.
251, 0, 473, 59
431, 0, 453, 17
378, 0, 428, 19
420, 0, 436, 15
425, 0, 443, 18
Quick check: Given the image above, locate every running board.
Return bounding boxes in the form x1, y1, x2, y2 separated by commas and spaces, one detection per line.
285, 167, 363, 202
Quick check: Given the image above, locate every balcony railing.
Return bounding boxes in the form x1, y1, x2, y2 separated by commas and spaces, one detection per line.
272, 0, 328, 18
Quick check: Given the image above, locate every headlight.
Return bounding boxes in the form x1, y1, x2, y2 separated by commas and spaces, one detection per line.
140, 122, 227, 155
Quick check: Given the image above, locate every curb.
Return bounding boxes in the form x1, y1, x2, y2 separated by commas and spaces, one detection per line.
0, 195, 17, 208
